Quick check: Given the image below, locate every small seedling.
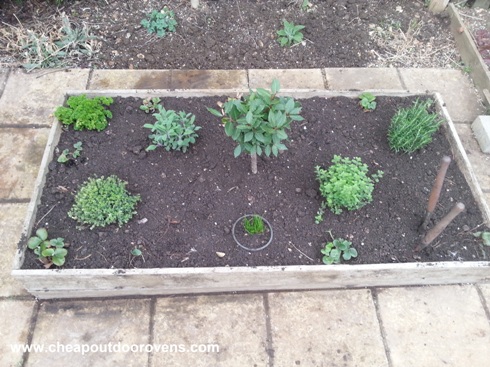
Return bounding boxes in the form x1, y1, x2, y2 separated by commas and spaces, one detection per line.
141, 7, 177, 38
277, 20, 305, 47
359, 92, 377, 112
140, 97, 161, 114
58, 141, 83, 163
131, 248, 143, 256
54, 95, 113, 131
315, 203, 326, 224
243, 215, 266, 235
472, 231, 490, 247
27, 228, 68, 267
321, 231, 358, 264
144, 104, 201, 153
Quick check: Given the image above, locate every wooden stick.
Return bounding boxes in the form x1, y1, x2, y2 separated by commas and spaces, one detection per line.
415, 202, 465, 252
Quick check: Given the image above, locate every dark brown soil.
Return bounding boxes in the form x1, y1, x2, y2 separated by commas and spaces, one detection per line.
0, 0, 451, 69
21, 95, 489, 270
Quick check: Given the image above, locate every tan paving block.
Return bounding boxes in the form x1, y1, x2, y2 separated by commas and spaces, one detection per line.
0, 69, 89, 126
0, 69, 9, 97
454, 123, 490, 191
0, 128, 49, 200
377, 285, 490, 367
27, 299, 150, 367
0, 203, 29, 297
325, 67, 403, 90
90, 70, 247, 90
268, 290, 388, 367
0, 300, 35, 367
399, 68, 486, 122
153, 294, 268, 367
249, 69, 324, 89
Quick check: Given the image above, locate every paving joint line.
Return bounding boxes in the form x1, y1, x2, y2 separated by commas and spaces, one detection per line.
0, 68, 12, 101
371, 289, 394, 367
147, 297, 157, 367
475, 285, 490, 327
86, 68, 94, 90
0, 198, 31, 204
262, 293, 275, 367
482, 188, 490, 193
246, 69, 250, 88
321, 68, 328, 89
0, 124, 51, 129
20, 300, 40, 367
395, 68, 407, 90
0, 295, 35, 301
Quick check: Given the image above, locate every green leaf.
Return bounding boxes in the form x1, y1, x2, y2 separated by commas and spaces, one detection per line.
481, 232, 490, 246
41, 248, 55, 257
234, 145, 242, 158
207, 108, 222, 117
131, 248, 142, 256
246, 111, 253, 124
271, 79, 280, 94
36, 228, 48, 241
244, 131, 254, 142
224, 121, 235, 137
52, 256, 65, 266
271, 145, 279, 157
27, 237, 42, 249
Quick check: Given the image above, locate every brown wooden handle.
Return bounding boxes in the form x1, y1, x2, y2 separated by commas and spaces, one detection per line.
427, 156, 451, 214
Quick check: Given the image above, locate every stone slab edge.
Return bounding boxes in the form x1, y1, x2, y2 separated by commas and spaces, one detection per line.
449, 3, 490, 106
11, 90, 490, 299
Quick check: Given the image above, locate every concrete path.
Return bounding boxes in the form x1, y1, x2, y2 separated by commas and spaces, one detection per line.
0, 68, 489, 367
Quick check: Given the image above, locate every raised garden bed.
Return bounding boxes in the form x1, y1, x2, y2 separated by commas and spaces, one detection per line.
12, 90, 490, 299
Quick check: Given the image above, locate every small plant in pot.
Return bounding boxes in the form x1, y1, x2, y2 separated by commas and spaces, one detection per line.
232, 214, 273, 252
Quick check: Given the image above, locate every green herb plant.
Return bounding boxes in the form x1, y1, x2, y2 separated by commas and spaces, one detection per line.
68, 175, 140, 229
315, 155, 383, 217
27, 228, 68, 267
55, 95, 113, 131
58, 141, 83, 163
277, 20, 305, 47
388, 99, 443, 153
144, 104, 201, 153
472, 231, 490, 247
207, 79, 303, 174
140, 97, 161, 114
359, 92, 377, 112
141, 7, 177, 38
321, 231, 358, 265
243, 215, 266, 235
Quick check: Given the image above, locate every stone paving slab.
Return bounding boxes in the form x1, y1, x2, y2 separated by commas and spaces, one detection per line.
376, 285, 490, 367
0, 299, 35, 367
90, 69, 247, 90
454, 123, 490, 191
153, 294, 268, 367
268, 290, 388, 367
0, 203, 29, 297
399, 68, 486, 122
0, 69, 89, 126
0, 69, 9, 98
249, 69, 324, 89
26, 299, 150, 367
325, 67, 403, 90
479, 284, 490, 308
0, 128, 50, 200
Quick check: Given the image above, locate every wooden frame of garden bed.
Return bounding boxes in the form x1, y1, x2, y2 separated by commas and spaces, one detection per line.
12, 90, 490, 299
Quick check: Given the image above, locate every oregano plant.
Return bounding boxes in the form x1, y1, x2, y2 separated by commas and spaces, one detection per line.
207, 79, 303, 174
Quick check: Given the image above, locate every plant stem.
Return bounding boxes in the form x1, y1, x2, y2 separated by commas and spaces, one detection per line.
251, 153, 257, 174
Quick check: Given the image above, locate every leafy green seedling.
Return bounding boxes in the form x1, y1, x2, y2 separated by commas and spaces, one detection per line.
243, 215, 266, 235
140, 97, 161, 113
359, 92, 377, 112
321, 234, 358, 265
472, 231, 490, 247
58, 141, 83, 163
277, 20, 305, 47
27, 228, 68, 267
131, 248, 143, 256
54, 95, 113, 131
141, 7, 177, 38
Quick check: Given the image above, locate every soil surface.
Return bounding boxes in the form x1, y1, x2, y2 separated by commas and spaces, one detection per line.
22, 95, 488, 270
458, 5, 490, 68
1, 0, 455, 69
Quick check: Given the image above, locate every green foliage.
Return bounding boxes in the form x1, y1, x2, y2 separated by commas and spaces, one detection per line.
314, 202, 326, 224
68, 175, 140, 229
144, 104, 201, 153
472, 231, 490, 247
359, 92, 377, 111
243, 215, 265, 235
321, 237, 358, 265
207, 79, 303, 160
27, 228, 68, 267
388, 99, 443, 153
277, 20, 305, 47
54, 95, 113, 131
131, 248, 143, 256
57, 141, 83, 163
141, 7, 177, 38
140, 97, 161, 113
315, 155, 383, 215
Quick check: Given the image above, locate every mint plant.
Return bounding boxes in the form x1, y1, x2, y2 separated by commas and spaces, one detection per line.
141, 7, 177, 38
58, 141, 83, 163
140, 97, 161, 114
144, 104, 201, 153
69, 175, 140, 229
207, 79, 303, 174
321, 236, 358, 265
359, 92, 377, 111
54, 95, 113, 131
388, 99, 443, 153
277, 20, 305, 47
315, 155, 383, 216
243, 215, 265, 235
27, 228, 68, 267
